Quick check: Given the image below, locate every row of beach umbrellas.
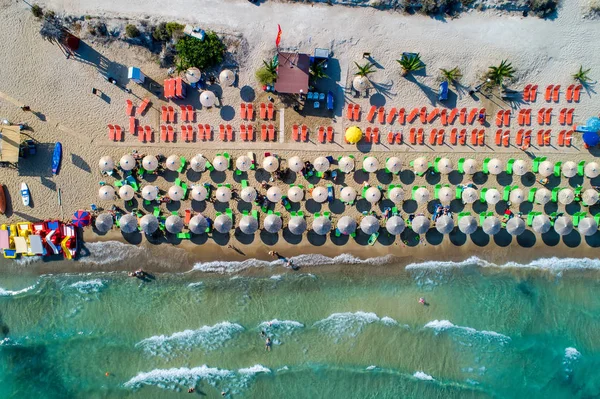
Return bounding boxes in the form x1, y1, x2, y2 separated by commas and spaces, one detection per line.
96, 212, 597, 237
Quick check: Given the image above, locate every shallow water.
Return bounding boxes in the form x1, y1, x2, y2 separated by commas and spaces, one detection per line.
2, 250, 600, 398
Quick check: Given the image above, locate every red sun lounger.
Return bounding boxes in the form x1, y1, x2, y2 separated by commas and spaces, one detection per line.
387, 108, 397, 124
346, 104, 353, 120
573, 85, 582, 102
167, 125, 174, 142
301, 125, 308, 142
353, 104, 360, 121
180, 105, 187, 122
204, 124, 212, 141
261, 124, 267, 141
557, 130, 565, 146
161, 106, 168, 123
537, 108, 546, 125
187, 105, 194, 123
372, 127, 380, 144
440, 109, 447, 126
537, 130, 544, 146
129, 117, 137, 134
503, 110, 510, 127
459, 108, 467, 125
566, 85, 574, 102
459, 129, 467, 145
417, 128, 424, 144
566, 109, 574, 125
267, 103, 274, 120
365, 127, 372, 143
544, 130, 551, 146
503, 130, 510, 147
477, 130, 485, 146
495, 129, 502, 146
268, 124, 275, 141
437, 129, 444, 145
544, 108, 553, 125
260, 103, 267, 119
240, 125, 247, 141
516, 129, 524, 146
197, 124, 205, 141
448, 108, 458, 125
168, 106, 175, 123
247, 103, 254, 120
292, 124, 299, 141
419, 107, 427, 124
426, 108, 439, 124
398, 108, 405, 124
395, 132, 402, 144
326, 126, 334, 143
545, 85, 554, 102
467, 108, 478, 124
559, 108, 566, 125
114, 125, 123, 141
241, 103, 247, 120
138, 126, 145, 143
126, 99, 134, 116
318, 126, 325, 143
552, 85, 561, 103
407, 108, 419, 123
145, 125, 153, 142
523, 84, 531, 102
219, 124, 226, 141
529, 85, 538, 102
137, 98, 150, 115
471, 129, 478, 145
227, 124, 233, 141
429, 129, 437, 145
378, 107, 385, 124
565, 130, 573, 146
496, 111, 504, 127
107, 124, 115, 141
247, 125, 254, 141
450, 128, 458, 145
367, 105, 376, 122
388, 132, 394, 144
160, 125, 167, 141
409, 128, 416, 144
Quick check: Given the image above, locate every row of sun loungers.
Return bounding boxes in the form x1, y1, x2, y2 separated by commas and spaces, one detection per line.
151, 124, 278, 143
354, 106, 487, 126
523, 84, 583, 102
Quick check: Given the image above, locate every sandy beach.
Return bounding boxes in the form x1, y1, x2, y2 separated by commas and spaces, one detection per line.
1, 0, 600, 270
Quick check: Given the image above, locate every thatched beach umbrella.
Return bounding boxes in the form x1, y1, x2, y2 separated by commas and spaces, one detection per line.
185, 67, 202, 83
142, 155, 158, 171
99, 156, 114, 172
558, 188, 574, 205
337, 216, 357, 235
191, 185, 208, 201
241, 186, 257, 203
119, 154, 136, 171
142, 185, 159, 201
506, 217, 525, 236
165, 215, 184, 234
412, 215, 430, 234
438, 187, 453, 204
360, 215, 380, 235
139, 214, 159, 234
386, 216, 405, 235
200, 90, 216, 107
312, 186, 328, 203
532, 214, 551, 233
263, 156, 279, 172
239, 215, 258, 234
119, 185, 135, 201
313, 216, 332, 235
436, 158, 453, 175
352, 76, 369, 92
215, 186, 232, 202
462, 187, 478, 204
485, 188, 501, 205
267, 186, 282, 202
463, 159, 477, 175
119, 214, 138, 234
191, 155, 207, 172
578, 217, 598, 236
482, 216, 501, 235
98, 186, 115, 201
415, 187, 430, 204
236, 155, 252, 172
535, 188, 551, 204
287, 156, 303, 172
166, 155, 181, 172
288, 216, 307, 235
168, 185, 184, 201
538, 161, 554, 177
287, 186, 304, 203
585, 162, 600, 178
554, 216, 573, 236
364, 186, 381, 204
212, 155, 228, 172
509, 188, 525, 204
488, 158, 503, 175
189, 215, 208, 234
363, 156, 379, 173
582, 189, 599, 205
341, 186, 357, 203
562, 161, 577, 178
458, 215, 477, 234
386, 157, 402, 174
314, 156, 330, 173
219, 69, 235, 86
388, 187, 404, 204
94, 213, 113, 233
338, 156, 355, 173
412, 157, 428, 174
214, 214, 232, 233
435, 215, 454, 234
264, 214, 282, 233
513, 159, 528, 176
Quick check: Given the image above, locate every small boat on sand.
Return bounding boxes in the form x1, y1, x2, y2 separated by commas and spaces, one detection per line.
20, 183, 30, 207
52, 142, 62, 175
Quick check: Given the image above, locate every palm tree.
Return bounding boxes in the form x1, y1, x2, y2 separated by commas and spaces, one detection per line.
354, 62, 375, 78
439, 67, 462, 85
310, 62, 328, 80
487, 60, 515, 86
397, 53, 424, 76
573, 66, 591, 83
174, 58, 188, 75
263, 59, 278, 75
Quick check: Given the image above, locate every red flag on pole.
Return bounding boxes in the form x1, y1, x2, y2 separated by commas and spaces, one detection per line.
275, 24, 282, 48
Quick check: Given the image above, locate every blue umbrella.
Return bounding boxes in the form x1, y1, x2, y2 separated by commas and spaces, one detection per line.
583, 131, 600, 147
586, 117, 600, 132
72, 210, 91, 227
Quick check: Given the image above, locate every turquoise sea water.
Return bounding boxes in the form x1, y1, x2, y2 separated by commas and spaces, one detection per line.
1, 245, 600, 398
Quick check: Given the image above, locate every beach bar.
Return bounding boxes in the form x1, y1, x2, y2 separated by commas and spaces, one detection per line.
274, 52, 310, 94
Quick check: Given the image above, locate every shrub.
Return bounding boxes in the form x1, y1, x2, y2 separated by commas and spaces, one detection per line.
152, 22, 169, 41
255, 66, 277, 85
125, 24, 140, 38
166, 22, 185, 37
31, 4, 43, 18
175, 32, 226, 70
529, 0, 558, 16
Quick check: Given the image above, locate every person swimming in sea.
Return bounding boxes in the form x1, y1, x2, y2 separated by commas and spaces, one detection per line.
265, 337, 272, 351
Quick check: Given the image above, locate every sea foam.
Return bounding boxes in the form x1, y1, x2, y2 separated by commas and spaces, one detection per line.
136, 321, 244, 357
564, 347, 581, 361
314, 311, 398, 338
406, 256, 600, 273
0, 284, 37, 296
424, 320, 510, 343
69, 279, 104, 294
413, 371, 435, 381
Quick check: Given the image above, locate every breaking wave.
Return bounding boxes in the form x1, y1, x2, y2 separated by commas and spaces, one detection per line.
0, 283, 37, 296
407, 256, 600, 273
424, 320, 511, 344
314, 311, 398, 339
68, 279, 105, 294
413, 371, 435, 381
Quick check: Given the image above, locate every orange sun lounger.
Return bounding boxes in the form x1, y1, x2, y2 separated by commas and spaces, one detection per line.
573, 84, 582, 102
545, 85, 554, 102
160, 125, 167, 141
107, 124, 115, 141
448, 108, 458, 125
387, 108, 396, 124
559, 108, 566, 125
187, 105, 194, 123
167, 125, 174, 142
564, 130, 573, 146
204, 124, 212, 140
247, 103, 254, 120
114, 125, 123, 141
544, 130, 551, 146
268, 124, 275, 141
318, 126, 325, 143
429, 129, 437, 145
292, 124, 299, 141
168, 106, 175, 123
240, 125, 247, 141
180, 105, 188, 122
378, 107, 385, 124
537, 129, 545, 146
566, 109, 574, 125
450, 128, 458, 145
219, 124, 226, 141
417, 128, 424, 144
426, 108, 439, 124
301, 125, 308, 142
502, 130, 510, 147
260, 103, 267, 119
467, 108, 478, 124
126, 99, 134, 116
367, 105, 376, 122
161, 106, 168, 123
496, 111, 504, 127
537, 108, 546, 125
459, 108, 467, 125
557, 130, 565, 146
419, 107, 427, 124
516, 129, 523, 146
372, 127, 380, 144
138, 126, 145, 142
326, 126, 334, 143
437, 129, 444, 145
364, 127, 372, 143
503, 110, 510, 127
440, 109, 447, 126
241, 103, 247, 120
247, 125, 254, 141
471, 129, 478, 145
197, 124, 205, 141
407, 108, 419, 123
552, 85, 560, 102
523, 84, 531, 101
544, 108, 553, 125
409, 128, 416, 144
477, 129, 485, 146
227, 124, 234, 141
346, 104, 353, 120
261, 124, 267, 141
495, 129, 502, 146
566, 85, 574, 102
395, 132, 402, 144
267, 103, 275, 120
459, 129, 467, 145
145, 125, 153, 142
129, 117, 137, 134
137, 98, 150, 115
353, 104, 360, 121
388, 132, 394, 144
397, 108, 405, 124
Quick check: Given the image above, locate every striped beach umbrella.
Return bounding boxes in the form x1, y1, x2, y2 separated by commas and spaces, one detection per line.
287, 156, 303, 172
166, 155, 181, 171
140, 214, 159, 234
263, 156, 279, 173
190, 155, 206, 172
513, 160, 528, 176
99, 156, 114, 172
213, 156, 228, 172
458, 215, 477, 234
338, 156, 355, 173
118, 213, 137, 233
558, 188, 574, 205
241, 186, 257, 203
585, 162, 599, 178
462, 187, 478, 204
288, 216, 307, 235
412, 157, 428, 174
463, 159, 477, 175
562, 161, 577, 178
414, 187, 430, 204
287, 186, 304, 203
436, 158, 453, 175
482, 216, 501, 235
98, 186, 115, 201
142, 155, 158, 171
386, 157, 402, 174
438, 187, 453, 204
267, 186, 282, 202
578, 217, 598, 236
165, 215, 183, 234
385, 216, 405, 235
506, 217, 525, 236
435, 215, 454, 234
189, 215, 208, 234
341, 186, 357, 203
264, 214, 282, 233
532, 214, 551, 233
388, 187, 404, 204
554, 216, 573, 236
535, 188, 551, 204
312, 186, 328, 203
538, 161, 554, 177
337, 216, 357, 235
236, 156, 252, 172
142, 185, 159, 201
509, 188, 525, 204
412, 215, 430, 234
239, 215, 258, 234
360, 215, 380, 235
168, 185, 184, 201
363, 156, 379, 173
119, 185, 135, 201
191, 185, 208, 201
488, 158, 503, 175
119, 154, 136, 171
314, 157, 330, 173
313, 216, 332, 235
582, 189, 599, 205
94, 213, 113, 233
364, 187, 381, 204
214, 214, 232, 233
485, 189, 501, 205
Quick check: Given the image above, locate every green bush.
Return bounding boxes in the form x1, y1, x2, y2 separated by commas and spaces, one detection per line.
529, 0, 558, 16
153, 22, 184, 42
166, 22, 184, 37
175, 32, 226, 70
125, 24, 140, 38
31, 4, 43, 18
255, 66, 277, 85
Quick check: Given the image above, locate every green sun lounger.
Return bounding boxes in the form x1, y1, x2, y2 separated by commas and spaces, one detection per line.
433, 157, 441, 174
506, 159, 515, 175
457, 158, 465, 174
482, 158, 491, 174
578, 161, 585, 177
177, 157, 186, 173
503, 186, 512, 202
252, 210, 259, 220
368, 232, 379, 246
456, 186, 463, 200
226, 208, 233, 220
551, 187, 561, 202
554, 162, 562, 177
528, 188, 537, 203
177, 232, 191, 239
532, 156, 546, 173
153, 207, 160, 217
480, 187, 488, 203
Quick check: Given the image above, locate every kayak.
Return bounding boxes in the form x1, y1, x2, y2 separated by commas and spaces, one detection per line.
52, 142, 62, 175
0, 184, 5, 214
20, 182, 30, 207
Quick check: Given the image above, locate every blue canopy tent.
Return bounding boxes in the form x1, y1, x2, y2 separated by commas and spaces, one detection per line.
583, 131, 599, 147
